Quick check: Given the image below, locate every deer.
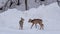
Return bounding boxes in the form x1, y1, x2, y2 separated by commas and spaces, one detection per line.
19, 17, 24, 30
28, 18, 44, 30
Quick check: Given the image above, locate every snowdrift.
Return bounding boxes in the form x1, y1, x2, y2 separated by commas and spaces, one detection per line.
0, 2, 60, 34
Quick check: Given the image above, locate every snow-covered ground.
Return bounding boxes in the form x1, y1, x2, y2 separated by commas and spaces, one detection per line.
0, 2, 60, 34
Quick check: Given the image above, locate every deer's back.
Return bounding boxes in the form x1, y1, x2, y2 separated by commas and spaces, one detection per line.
31, 19, 42, 24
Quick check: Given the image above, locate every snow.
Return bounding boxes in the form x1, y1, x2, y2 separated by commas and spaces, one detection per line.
0, 2, 60, 34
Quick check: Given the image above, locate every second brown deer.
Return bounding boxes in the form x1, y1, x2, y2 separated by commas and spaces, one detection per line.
28, 19, 44, 30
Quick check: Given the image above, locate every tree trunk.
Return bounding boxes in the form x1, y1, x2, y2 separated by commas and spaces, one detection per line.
1, 0, 10, 10
40, 0, 45, 1
4, 0, 10, 7
17, 0, 20, 5
35, 0, 37, 2
0, 7, 3, 10
9, 0, 13, 7
57, 0, 60, 6
25, 0, 28, 10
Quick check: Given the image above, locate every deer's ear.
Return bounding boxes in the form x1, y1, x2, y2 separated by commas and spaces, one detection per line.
29, 18, 31, 20
21, 17, 23, 19
21, 17, 22, 18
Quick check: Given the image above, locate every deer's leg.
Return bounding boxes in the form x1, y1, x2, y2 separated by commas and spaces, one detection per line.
21, 25, 23, 30
19, 22, 21, 30
39, 24, 42, 30
31, 23, 34, 29
40, 24, 44, 30
19, 23, 23, 30
42, 26, 44, 30
40, 26, 41, 30
21, 23, 23, 30
41, 24, 44, 30
35, 24, 37, 28
19, 24, 20, 30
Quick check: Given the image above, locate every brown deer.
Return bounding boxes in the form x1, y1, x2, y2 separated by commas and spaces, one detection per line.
28, 19, 44, 30
19, 17, 24, 30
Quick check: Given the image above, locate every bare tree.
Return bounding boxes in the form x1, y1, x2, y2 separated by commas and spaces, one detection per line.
0, 0, 10, 10
17, 0, 20, 5
57, 0, 60, 6
0, 0, 9, 10
35, 0, 37, 2
35, 0, 45, 2
9, 0, 13, 7
25, 0, 28, 10
40, 0, 45, 1
0, 7, 3, 10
